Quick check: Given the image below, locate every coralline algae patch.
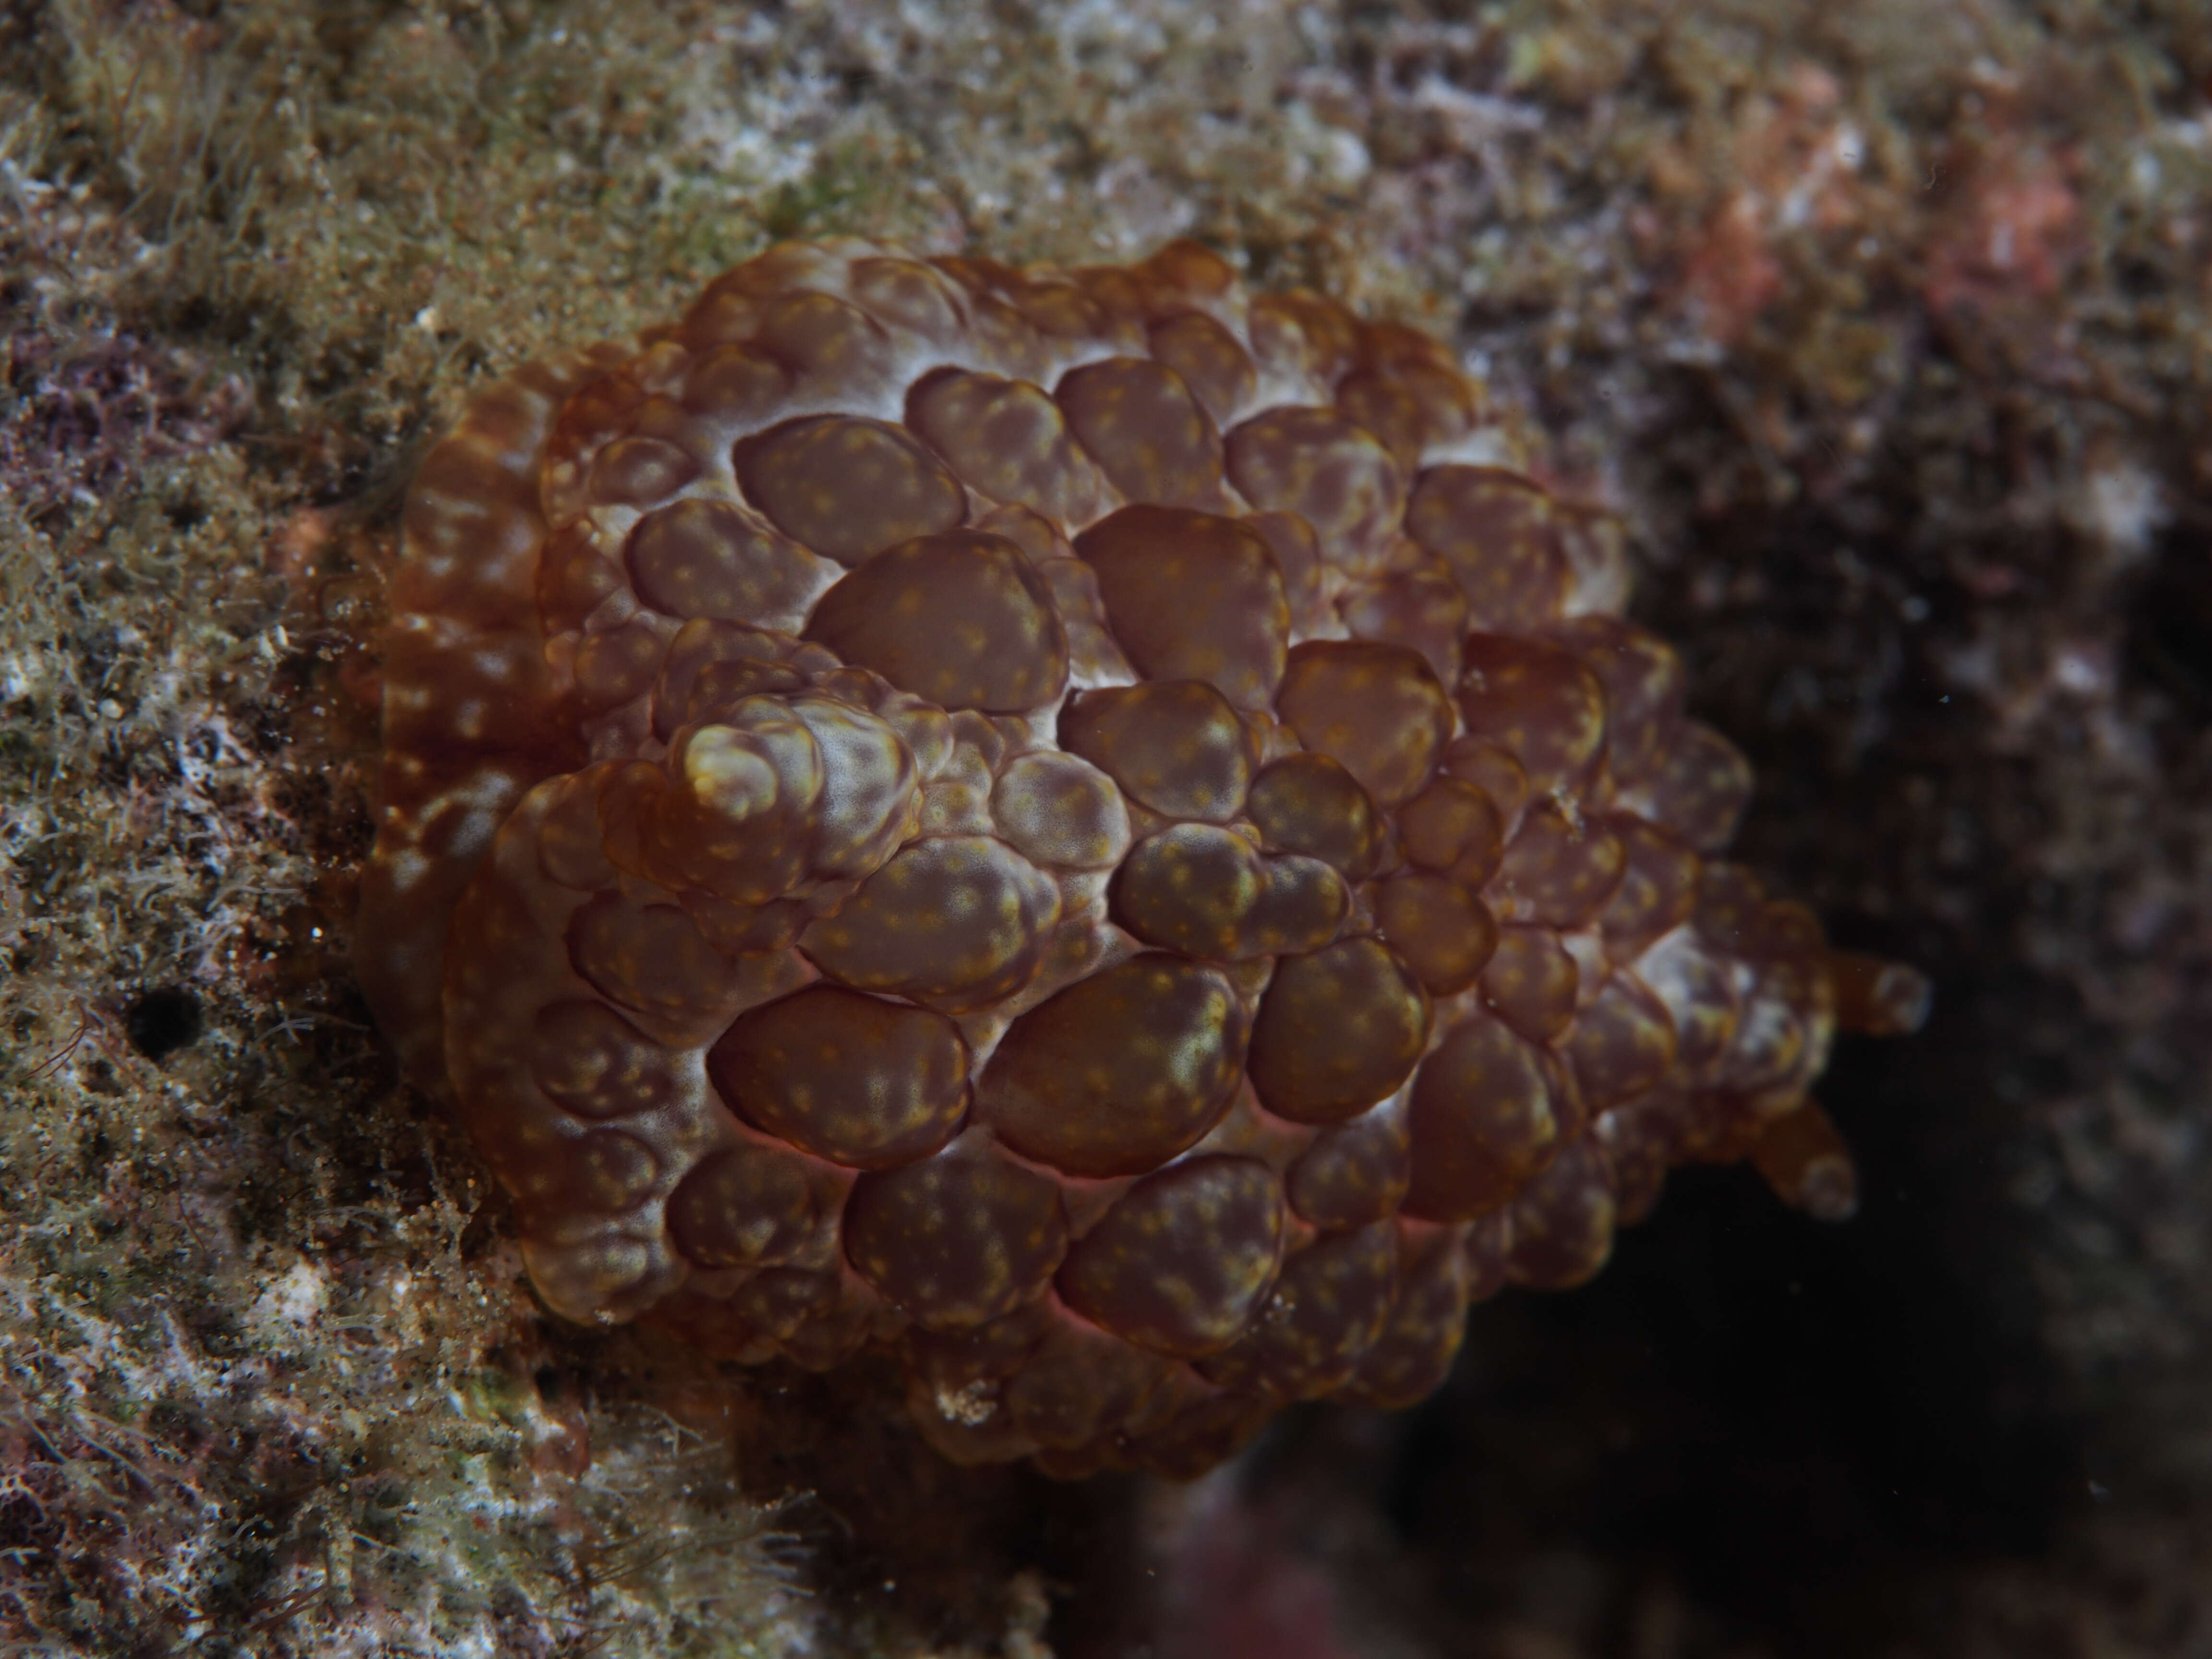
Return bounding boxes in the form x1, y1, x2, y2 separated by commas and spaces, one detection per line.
355, 239, 1927, 1479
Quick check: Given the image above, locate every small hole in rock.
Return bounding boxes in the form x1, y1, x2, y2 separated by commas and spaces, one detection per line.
126, 986, 204, 1060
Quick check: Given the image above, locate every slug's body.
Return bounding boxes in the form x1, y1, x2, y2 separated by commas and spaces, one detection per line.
356, 239, 1925, 1477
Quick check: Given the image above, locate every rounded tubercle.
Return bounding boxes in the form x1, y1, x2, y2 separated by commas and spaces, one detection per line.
1827, 950, 1935, 1037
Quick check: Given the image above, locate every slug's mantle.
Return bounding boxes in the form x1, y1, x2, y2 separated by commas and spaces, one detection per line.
355, 239, 1927, 1478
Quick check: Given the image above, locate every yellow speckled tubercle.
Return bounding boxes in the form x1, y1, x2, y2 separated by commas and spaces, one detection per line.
355, 238, 1928, 1478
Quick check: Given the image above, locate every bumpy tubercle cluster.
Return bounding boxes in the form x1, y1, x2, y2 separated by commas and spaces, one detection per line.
355, 238, 1929, 1478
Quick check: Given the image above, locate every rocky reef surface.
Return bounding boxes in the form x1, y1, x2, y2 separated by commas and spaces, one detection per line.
0, 2, 2205, 1655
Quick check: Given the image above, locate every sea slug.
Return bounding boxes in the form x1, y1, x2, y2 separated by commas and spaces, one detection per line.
355, 238, 1928, 1477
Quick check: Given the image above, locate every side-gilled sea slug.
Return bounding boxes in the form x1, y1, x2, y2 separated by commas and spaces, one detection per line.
355, 239, 1929, 1478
